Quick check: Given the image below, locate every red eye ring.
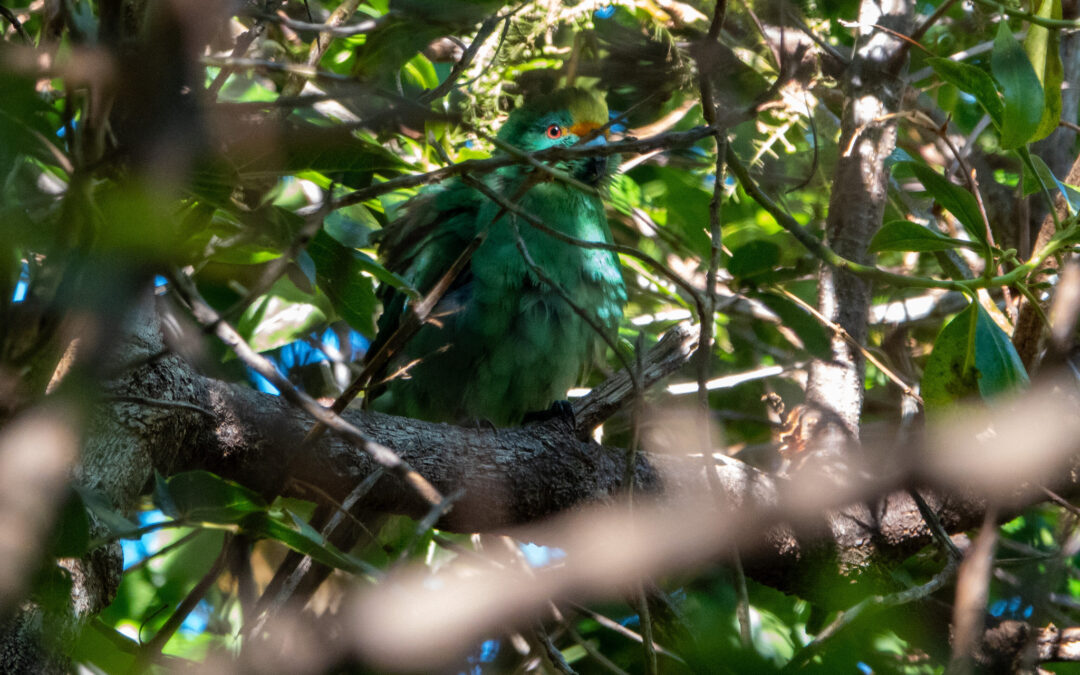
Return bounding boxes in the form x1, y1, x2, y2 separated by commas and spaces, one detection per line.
545, 124, 563, 139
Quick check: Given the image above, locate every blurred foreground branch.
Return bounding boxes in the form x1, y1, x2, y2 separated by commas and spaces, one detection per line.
18, 297, 1080, 671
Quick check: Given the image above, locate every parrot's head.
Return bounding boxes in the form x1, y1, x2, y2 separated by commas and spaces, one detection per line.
497, 88, 612, 186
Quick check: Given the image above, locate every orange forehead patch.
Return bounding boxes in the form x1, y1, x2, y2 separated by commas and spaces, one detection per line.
568, 121, 604, 138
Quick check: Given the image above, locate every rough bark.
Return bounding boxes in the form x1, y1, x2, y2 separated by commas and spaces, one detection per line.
806, 0, 913, 452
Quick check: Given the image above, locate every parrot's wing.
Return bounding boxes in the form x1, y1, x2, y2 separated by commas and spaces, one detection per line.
365, 179, 482, 382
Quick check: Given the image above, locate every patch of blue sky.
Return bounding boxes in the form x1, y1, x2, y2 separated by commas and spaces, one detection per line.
703, 172, 735, 190
121, 509, 169, 571
519, 542, 566, 567
180, 599, 212, 635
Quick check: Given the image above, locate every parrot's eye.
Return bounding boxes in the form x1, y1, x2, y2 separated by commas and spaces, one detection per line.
545, 124, 563, 139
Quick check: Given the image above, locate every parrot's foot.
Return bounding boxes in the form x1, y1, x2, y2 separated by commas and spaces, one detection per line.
523, 400, 575, 426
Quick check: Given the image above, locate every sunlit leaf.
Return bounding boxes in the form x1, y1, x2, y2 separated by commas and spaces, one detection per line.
898, 162, 987, 247
236, 276, 331, 353
927, 58, 1004, 129
153, 470, 267, 524
922, 302, 1030, 408
237, 511, 380, 577
991, 22, 1044, 149
1023, 0, 1064, 142
1021, 151, 1080, 216
869, 220, 973, 253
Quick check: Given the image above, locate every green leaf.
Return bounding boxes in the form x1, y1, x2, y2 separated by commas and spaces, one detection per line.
323, 212, 417, 297
921, 302, 1030, 408
1021, 152, 1080, 216
236, 122, 410, 190
926, 58, 1004, 129
324, 206, 378, 248
728, 240, 781, 280
869, 220, 974, 253
73, 485, 140, 538
991, 22, 1045, 148
308, 230, 379, 337
652, 166, 712, 257
1024, 0, 1064, 142
153, 470, 268, 524
235, 276, 330, 353
899, 162, 987, 246
754, 292, 832, 358
238, 511, 380, 577
402, 53, 440, 90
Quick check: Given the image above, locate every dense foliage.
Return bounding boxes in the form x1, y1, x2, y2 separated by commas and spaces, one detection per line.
3, 0, 1080, 672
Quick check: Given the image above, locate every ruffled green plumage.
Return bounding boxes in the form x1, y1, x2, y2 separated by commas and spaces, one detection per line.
370, 89, 627, 426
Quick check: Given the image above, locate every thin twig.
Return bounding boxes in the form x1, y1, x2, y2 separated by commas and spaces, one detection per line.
909, 489, 963, 560
450, 165, 706, 323
564, 623, 631, 675
948, 506, 1000, 674
122, 530, 202, 574
418, 15, 501, 103
507, 218, 637, 386
207, 18, 267, 98
332, 126, 718, 210
248, 469, 387, 640
166, 270, 443, 506
132, 534, 233, 671
569, 604, 686, 664
241, 8, 382, 36
280, 0, 361, 101
222, 186, 332, 320
772, 285, 924, 405
1040, 485, 1080, 520
395, 488, 465, 564
910, 0, 961, 44
0, 5, 32, 44
697, 0, 750, 650
633, 590, 658, 675
785, 556, 959, 670
534, 624, 579, 675
288, 470, 386, 537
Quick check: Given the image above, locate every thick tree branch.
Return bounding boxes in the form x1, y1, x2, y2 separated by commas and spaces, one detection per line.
90, 301, 998, 602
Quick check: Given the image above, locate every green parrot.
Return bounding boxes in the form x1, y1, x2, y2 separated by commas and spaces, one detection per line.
369, 88, 627, 426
